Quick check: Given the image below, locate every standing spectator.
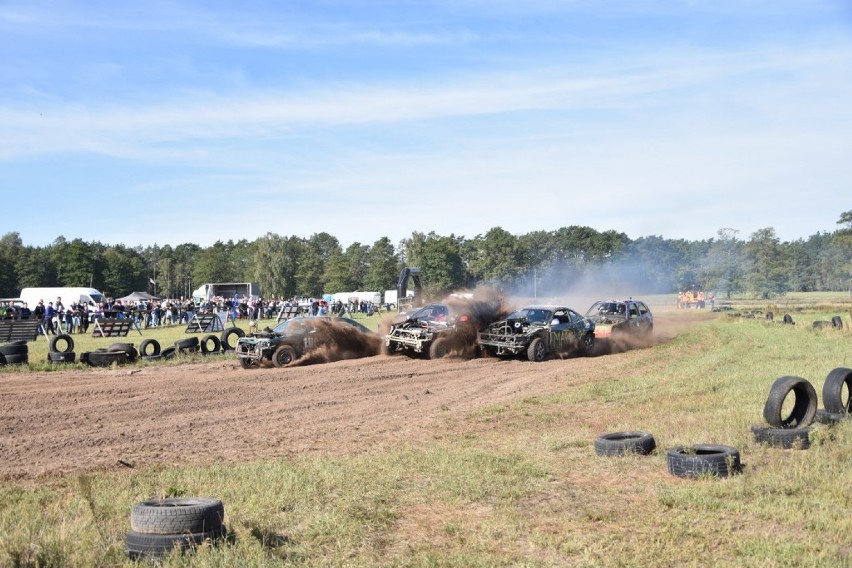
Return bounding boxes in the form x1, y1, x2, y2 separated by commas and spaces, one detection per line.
79, 303, 90, 334
19, 302, 32, 320
44, 301, 57, 335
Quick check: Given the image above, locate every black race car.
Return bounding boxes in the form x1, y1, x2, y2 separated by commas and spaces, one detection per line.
478, 305, 595, 362
235, 316, 380, 368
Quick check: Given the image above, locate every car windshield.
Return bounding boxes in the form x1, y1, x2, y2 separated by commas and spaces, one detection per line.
508, 308, 553, 325
408, 304, 451, 322
587, 302, 626, 317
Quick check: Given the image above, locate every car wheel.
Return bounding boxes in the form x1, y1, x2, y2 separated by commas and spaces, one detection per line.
750, 425, 811, 449
527, 337, 546, 362
594, 431, 656, 456
429, 338, 450, 360
272, 344, 297, 367
581, 333, 595, 355
763, 375, 818, 429
822, 367, 852, 414
238, 357, 257, 369
666, 444, 741, 478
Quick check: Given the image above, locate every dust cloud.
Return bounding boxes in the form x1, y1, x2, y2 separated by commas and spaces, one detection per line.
290, 319, 383, 367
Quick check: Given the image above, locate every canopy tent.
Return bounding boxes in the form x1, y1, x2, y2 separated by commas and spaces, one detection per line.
117, 291, 160, 303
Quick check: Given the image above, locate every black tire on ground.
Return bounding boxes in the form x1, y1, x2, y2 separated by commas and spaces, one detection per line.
832, 316, 843, 329
86, 350, 127, 367
108, 342, 138, 362
594, 431, 656, 456
239, 357, 257, 369
161, 346, 177, 359
5, 340, 27, 346
750, 425, 811, 449
200, 334, 221, 355
3, 353, 28, 365
0, 352, 5, 365
175, 337, 200, 350
766, 311, 774, 321
130, 497, 224, 535
220, 327, 245, 351
666, 444, 742, 478
125, 527, 226, 559
527, 337, 546, 362
141, 355, 162, 362
822, 367, 852, 414
815, 408, 850, 425
49, 333, 74, 354
762, 375, 818, 429
429, 338, 450, 360
47, 351, 76, 364
272, 344, 297, 368
812, 320, 832, 330
139, 339, 161, 357
783, 313, 794, 325
0, 343, 27, 357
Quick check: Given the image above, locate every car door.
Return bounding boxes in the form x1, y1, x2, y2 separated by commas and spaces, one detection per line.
548, 308, 575, 352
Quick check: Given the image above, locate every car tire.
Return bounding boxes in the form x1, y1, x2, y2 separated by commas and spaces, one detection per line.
175, 337, 199, 354
594, 431, 656, 456
832, 316, 843, 329
763, 375, 817, 429
239, 357, 257, 369
130, 497, 224, 535
429, 338, 450, 360
765, 311, 774, 321
3, 353, 28, 365
666, 444, 741, 478
0, 343, 27, 357
200, 334, 221, 355
527, 337, 546, 362
783, 313, 794, 325
161, 346, 177, 360
109, 342, 138, 362
822, 367, 852, 414
85, 350, 127, 367
750, 425, 811, 449
47, 351, 76, 364
139, 339, 161, 357
581, 333, 595, 355
220, 327, 245, 351
815, 408, 849, 425
125, 527, 225, 559
272, 344, 297, 367
812, 320, 833, 330
49, 333, 74, 354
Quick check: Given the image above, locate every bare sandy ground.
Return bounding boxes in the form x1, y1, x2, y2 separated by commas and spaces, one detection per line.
0, 313, 706, 481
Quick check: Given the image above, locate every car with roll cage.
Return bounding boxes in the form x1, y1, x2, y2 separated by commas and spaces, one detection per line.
384, 303, 471, 359
584, 299, 653, 339
235, 316, 378, 369
478, 304, 595, 362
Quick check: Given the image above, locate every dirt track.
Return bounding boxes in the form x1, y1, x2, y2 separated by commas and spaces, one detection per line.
0, 314, 701, 481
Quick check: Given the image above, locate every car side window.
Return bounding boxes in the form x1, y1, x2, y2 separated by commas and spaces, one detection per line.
629, 305, 639, 318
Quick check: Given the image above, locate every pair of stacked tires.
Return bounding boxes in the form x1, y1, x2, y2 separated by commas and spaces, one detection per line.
0, 340, 28, 365
594, 431, 742, 478
126, 497, 226, 559
81, 342, 137, 367
754, 369, 851, 450
47, 334, 75, 364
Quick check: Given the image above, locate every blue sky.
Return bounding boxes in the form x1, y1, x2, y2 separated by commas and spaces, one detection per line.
2, 1, 851, 249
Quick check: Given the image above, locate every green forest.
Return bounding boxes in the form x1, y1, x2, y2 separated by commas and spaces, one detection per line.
1, 211, 850, 300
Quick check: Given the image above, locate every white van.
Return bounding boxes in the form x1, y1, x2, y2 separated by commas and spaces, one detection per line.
19, 287, 107, 315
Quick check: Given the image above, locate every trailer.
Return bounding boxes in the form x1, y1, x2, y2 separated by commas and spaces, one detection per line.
192, 282, 261, 301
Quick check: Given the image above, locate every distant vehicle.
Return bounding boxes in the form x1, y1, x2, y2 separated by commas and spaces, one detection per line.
192, 282, 261, 302
235, 316, 379, 369
478, 305, 595, 362
19, 287, 106, 321
584, 299, 653, 339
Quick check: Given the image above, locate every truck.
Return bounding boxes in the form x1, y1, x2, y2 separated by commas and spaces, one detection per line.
19, 287, 107, 315
191, 282, 261, 302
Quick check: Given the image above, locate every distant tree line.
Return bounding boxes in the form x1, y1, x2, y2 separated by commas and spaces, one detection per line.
0, 211, 849, 301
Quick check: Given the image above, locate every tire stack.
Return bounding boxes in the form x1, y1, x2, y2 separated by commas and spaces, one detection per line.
174, 337, 200, 356
81, 349, 128, 367
125, 497, 226, 560
753, 375, 818, 449
0, 340, 29, 365
47, 334, 76, 364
